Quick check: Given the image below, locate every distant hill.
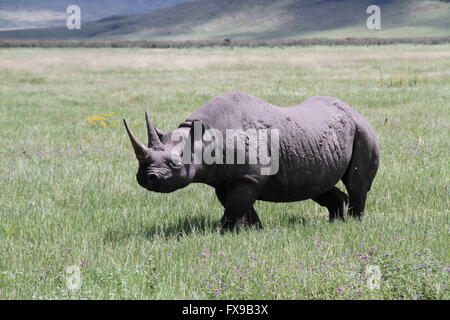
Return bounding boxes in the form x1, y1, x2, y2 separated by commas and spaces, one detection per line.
0, 0, 448, 40
0, 0, 195, 30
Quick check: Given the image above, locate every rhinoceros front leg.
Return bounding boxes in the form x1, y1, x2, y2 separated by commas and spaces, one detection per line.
239, 207, 263, 230
215, 181, 262, 232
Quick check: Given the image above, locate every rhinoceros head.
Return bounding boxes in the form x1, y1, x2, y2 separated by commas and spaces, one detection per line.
123, 111, 193, 193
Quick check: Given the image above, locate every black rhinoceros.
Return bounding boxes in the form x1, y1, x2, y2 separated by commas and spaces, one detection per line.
124, 91, 379, 231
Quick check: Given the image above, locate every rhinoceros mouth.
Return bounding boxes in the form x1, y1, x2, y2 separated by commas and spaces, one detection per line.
137, 172, 158, 189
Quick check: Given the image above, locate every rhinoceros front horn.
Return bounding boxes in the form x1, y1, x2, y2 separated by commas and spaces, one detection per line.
123, 118, 150, 161
145, 110, 164, 150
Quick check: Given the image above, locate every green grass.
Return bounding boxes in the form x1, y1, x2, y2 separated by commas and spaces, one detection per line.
0, 45, 449, 299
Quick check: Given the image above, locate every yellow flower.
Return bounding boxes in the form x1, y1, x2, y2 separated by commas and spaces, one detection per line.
86, 113, 116, 128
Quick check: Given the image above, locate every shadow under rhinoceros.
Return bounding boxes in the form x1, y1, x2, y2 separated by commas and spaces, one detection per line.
150, 211, 314, 237
104, 211, 314, 242
103, 216, 217, 242
143, 214, 222, 239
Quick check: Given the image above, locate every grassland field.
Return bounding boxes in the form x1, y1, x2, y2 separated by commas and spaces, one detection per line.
0, 44, 448, 299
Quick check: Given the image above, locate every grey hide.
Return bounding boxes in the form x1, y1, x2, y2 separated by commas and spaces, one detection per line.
124, 91, 379, 232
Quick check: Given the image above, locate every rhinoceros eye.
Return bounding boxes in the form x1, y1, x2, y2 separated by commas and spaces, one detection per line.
169, 154, 183, 168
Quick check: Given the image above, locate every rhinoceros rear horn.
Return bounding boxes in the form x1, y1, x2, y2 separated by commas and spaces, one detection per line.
145, 110, 164, 150
123, 118, 150, 161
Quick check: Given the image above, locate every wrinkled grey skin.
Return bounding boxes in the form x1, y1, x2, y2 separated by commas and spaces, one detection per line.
124, 91, 379, 232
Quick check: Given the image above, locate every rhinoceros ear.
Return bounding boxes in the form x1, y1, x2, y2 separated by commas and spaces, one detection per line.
183, 119, 205, 164
189, 119, 206, 144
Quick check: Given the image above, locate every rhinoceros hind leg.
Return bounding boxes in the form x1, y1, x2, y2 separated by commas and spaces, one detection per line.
346, 191, 368, 219
342, 166, 373, 219
312, 186, 349, 222
341, 128, 379, 219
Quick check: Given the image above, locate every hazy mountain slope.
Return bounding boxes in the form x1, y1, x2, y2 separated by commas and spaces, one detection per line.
0, 0, 448, 39
0, 0, 195, 30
